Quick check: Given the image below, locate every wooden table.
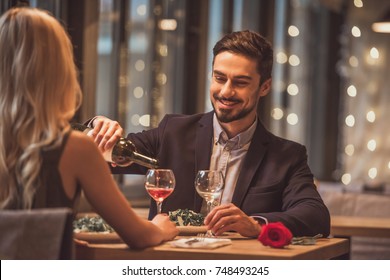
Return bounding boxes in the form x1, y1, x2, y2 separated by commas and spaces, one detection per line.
75, 235, 349, 260
331, 215, 390, 238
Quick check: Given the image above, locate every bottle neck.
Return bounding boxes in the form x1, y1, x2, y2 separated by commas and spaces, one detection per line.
112, 138, 159, 168
71, 123, 90, 133
71, 123, 159, 168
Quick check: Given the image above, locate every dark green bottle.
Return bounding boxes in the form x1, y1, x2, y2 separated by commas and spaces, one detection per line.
71, 123, 159, 169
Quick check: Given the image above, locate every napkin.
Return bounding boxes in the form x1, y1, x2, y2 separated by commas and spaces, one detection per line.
170, 237, 232, 249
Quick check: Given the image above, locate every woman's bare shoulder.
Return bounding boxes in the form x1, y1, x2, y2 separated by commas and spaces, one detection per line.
66, 130, 99, 155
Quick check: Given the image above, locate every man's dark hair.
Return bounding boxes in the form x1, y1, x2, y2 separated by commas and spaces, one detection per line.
212, 30, 273, 85
10, 0, 30, 7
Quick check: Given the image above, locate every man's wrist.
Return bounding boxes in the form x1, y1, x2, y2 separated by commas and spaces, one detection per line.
249, 216, 263, 237
250, 215, 268, 225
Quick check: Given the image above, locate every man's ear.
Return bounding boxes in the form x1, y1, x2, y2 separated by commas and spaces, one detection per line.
259, 78, 272, 97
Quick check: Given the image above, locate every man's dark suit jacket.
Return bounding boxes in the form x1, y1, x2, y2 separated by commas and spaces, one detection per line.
113, 111, 331, 237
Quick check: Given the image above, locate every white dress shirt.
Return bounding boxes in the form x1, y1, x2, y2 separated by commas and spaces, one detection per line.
201, 114, 256, 213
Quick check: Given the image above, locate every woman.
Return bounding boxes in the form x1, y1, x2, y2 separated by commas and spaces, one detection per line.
0, 7, 178, 249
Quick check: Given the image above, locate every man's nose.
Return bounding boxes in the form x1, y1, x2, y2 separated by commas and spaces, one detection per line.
220, 81, 235, 98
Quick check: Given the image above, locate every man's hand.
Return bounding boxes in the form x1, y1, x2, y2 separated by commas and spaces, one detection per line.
89, 116, 124, 152
204, 203, 261, 238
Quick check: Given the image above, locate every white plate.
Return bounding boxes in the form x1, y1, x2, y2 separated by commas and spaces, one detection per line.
73, 231, 122, 243
177, 226, 208, 235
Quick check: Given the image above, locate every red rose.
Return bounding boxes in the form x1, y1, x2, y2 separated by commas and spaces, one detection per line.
258, 222, 292, 248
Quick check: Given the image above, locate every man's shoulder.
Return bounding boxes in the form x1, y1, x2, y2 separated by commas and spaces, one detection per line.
256, 122, 305, 151
272, 133, 304, 148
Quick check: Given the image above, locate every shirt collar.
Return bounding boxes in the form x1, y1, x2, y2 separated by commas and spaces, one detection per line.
212, 113, 257, 149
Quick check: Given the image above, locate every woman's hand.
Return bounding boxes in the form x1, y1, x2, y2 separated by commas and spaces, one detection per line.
151, 214, 179, 241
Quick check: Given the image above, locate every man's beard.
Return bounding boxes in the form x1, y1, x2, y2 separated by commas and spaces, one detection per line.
211, 95, 256, 123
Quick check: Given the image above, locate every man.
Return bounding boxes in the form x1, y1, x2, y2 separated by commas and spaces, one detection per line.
88, 30, 330, 238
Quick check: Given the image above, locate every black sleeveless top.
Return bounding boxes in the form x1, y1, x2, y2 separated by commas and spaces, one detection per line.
33, 131, 81, 209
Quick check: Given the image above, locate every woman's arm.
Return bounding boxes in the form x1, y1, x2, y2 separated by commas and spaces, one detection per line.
60, 132, 178, 249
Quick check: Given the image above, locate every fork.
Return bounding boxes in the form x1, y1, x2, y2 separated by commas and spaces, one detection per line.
206, 229, 216, 238
194, 233, 204, 241
198, 230, 214, 239
184, 233, 206, 245
184, 232, 218, 246
185, 237, 202, 245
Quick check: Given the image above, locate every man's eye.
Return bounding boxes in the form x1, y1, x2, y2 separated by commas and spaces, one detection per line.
214, 76, 226, 82
235, 81, 249, 87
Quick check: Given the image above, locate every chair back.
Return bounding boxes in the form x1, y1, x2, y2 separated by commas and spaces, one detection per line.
0, 207, 73, 259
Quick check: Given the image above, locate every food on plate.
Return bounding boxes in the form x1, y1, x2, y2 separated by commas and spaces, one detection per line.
73, 216, 114, 233
168, 209, 204, 226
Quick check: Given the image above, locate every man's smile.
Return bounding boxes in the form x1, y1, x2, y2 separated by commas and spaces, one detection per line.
214, 96, 241, 110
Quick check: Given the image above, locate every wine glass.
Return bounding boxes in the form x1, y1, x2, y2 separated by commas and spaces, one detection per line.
145, 169, 176, 214
195, 170, 224, 216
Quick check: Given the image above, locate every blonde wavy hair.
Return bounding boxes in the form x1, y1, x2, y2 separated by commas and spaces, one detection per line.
0, 7, 82, 209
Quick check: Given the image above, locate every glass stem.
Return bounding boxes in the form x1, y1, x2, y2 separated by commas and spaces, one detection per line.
206, 201, 212, 214
206, 201, 214, 237
157, 201, 162, 214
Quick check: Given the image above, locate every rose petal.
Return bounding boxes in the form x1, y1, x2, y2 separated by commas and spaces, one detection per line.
258, 222, 292, 248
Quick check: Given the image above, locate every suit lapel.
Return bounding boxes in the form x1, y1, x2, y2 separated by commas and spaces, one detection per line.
194, 112, 214, 211
231, 120, 269, 207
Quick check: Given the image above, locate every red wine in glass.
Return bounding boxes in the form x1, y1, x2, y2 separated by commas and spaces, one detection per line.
145, 186, 174, 202
145, 169, 176, 214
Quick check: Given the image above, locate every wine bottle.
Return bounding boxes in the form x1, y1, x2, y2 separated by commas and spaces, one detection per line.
71, 123, 159, 169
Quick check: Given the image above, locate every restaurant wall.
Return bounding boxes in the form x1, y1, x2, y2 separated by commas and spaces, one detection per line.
3, 0, 389, 202
337, 0, 390, 191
